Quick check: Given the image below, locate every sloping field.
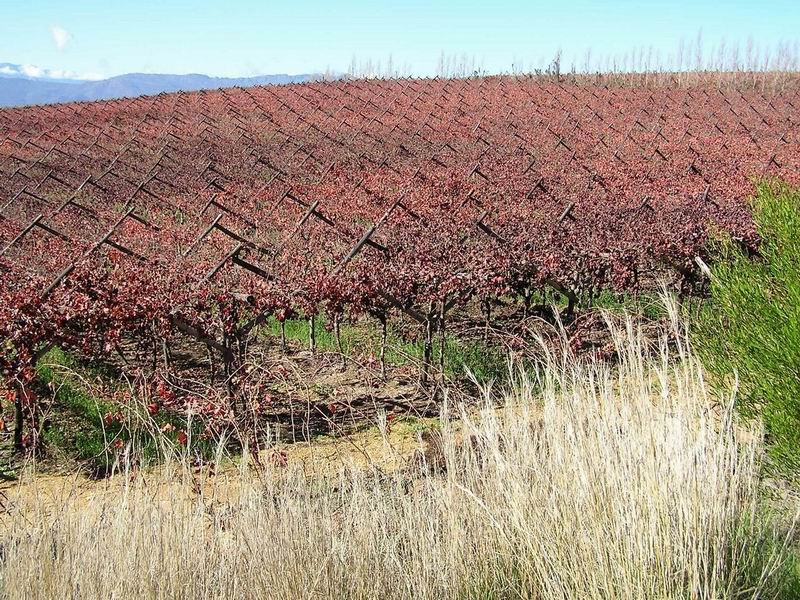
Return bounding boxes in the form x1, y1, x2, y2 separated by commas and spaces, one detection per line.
1, 77, 798, 445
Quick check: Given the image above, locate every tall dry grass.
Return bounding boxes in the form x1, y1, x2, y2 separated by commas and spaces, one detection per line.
0, 305, 796, 599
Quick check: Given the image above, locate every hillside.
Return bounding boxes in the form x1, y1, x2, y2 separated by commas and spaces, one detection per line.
1, 75, 797, 452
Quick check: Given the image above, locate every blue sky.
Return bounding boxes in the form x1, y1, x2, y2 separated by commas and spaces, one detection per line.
2, 0, 799, 79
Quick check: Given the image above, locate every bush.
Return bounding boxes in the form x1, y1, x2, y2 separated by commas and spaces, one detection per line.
696, 180, 800, 473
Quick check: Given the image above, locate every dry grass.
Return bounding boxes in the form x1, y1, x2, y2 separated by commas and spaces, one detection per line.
0, 305, 796, 599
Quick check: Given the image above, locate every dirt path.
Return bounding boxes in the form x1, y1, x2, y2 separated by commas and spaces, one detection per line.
0, 416, 438, 515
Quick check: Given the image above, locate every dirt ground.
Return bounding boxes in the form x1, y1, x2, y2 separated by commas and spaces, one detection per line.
0, 414, 443, 517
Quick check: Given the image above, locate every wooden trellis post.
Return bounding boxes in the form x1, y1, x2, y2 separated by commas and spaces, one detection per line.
378, 312, 388, 380
421, 301, 435, 386
438, 300, 447, 379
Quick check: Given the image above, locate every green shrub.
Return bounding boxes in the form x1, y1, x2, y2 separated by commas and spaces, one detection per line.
696, 180, 800, 473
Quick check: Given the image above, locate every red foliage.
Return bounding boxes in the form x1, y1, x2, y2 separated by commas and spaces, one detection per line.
0, 77, 797, 442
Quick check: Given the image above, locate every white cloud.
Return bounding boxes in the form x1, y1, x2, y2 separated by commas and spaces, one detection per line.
21, 64, 44, 77
0, 63, 104, 81
50, 24, 71, 52
45, 67, 104, 80
77, 71, 104, 81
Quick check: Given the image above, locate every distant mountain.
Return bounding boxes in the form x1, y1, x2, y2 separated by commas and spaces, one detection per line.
0, 65, 316, 107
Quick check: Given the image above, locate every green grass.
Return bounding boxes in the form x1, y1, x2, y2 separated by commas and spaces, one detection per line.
264, 314, 508, 383
36, 347, 216, 473
36, 347, 118, 468
695, 180, 800, 474
589, 289, 670, 320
